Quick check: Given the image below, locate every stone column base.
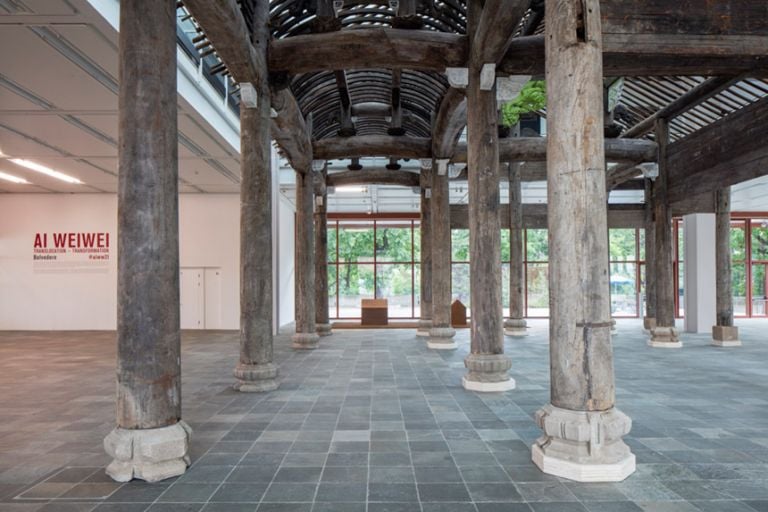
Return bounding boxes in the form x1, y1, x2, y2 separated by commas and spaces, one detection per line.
648, 326, 682, 348
427, 326, 456, 349
234, 362, 279, 392
316, 323, 333, 337
462, 353, 514, 392
416, 319, 432, 338
642, 316, 656, 331
292, 332, 320, 350
104, 421, 192, 483
712, 325, 741, 347
532, 404, 635, 482
503, 318, 528, 337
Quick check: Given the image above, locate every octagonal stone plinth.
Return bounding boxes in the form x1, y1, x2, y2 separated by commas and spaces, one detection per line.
503, 318, 528, 337
427, 326, 457, 350
462, 353, 514, 392
234, 362, 279, 392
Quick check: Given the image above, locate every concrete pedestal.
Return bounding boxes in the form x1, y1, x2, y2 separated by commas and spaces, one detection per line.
292, 332, 320, 350
503, 318, 528, 337
105, 421, 191, 483
316, 323, 333, 337
532, 405, 635, 482
462, 353, 514, 392
416, 319, 432, 338
648, 326, 682, 348
233, 362, 279, 392
712, 325, 741, 347
427, 326, 456, 350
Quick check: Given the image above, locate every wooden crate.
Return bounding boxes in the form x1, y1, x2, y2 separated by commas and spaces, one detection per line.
451, 299, 468, 327
361, 298, 389, 326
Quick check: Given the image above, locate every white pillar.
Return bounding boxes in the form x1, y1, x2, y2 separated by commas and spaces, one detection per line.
683, 213, 717, 333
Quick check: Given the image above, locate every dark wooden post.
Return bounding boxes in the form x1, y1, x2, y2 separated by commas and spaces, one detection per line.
234, 0, 279, 393
417, 161, 433, 337
462, 1, 513, 392
315, 163, 332, 337
643, 179, 657, 331
293, 168, 320, 349
104, 0, 191, 483
504, 162, 527, 337
428, 161, 456, 349
713, 187, 741, 346
532, 0, 634, 482
649, 119, 682, 347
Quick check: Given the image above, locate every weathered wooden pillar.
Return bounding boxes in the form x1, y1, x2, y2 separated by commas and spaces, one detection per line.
532, 0, 634, 482
417, 161, 433, 337
428, 162, 456, 349
293, 168, 320, 349
643, 179, 657, 331
504, 162, 527, 337
233, 0, 279, 393
462, 1, 513, 392
315, 163, 332, 337
713, 187, 741, 347
104, 0, 191, 483
649, 119, 682, 348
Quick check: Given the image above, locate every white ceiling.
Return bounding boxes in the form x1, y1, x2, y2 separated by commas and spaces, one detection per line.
0, 0, 240, 194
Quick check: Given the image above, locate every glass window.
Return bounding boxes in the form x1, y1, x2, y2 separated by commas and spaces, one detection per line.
337, 263, 374, 318
752, 264, 767, 316
526, 229, 548, 261
338, 221, 374, 262
327, 225, 337, 263
609, 229, 637, 261
610, 262, 637, 316
526, 263, 549, 317
751, 221, 768, 261
452, 263, 471, 307
733, 262, 746, 316
375, 221, 412, 262
328, 265, 338, 318
376, 264, 413, 317
501, 229, 510, 263
452, 229, 470, 262
731, 221, 746, 261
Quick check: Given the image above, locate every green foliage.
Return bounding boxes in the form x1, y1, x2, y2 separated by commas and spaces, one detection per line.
501, 80, 546, 128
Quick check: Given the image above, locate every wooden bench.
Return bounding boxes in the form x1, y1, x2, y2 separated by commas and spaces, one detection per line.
361, 298, 388, 326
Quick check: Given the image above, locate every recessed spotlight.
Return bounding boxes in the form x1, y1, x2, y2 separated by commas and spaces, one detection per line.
0, 171, 29, 184
10, 159, 83, 184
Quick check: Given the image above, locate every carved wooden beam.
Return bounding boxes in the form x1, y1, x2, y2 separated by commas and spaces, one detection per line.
452, 137, 658, 164
471, 0, 530, 66
312, 135, 432, 160
183, 0, 312, 172
269, 28, 468, 74
450, 204, 645, 230
431, 89, 466, 159
500, 35, 768, 77
326, 169, 420, 188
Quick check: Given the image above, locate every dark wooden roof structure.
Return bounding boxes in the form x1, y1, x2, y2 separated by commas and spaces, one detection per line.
178, 0, 768, 214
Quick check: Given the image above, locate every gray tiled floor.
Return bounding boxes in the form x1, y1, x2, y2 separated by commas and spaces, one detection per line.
2, 319, 768, 512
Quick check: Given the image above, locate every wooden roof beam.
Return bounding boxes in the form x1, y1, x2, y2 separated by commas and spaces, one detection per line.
335, 70, 356, 137
183, 0, 313, 173
388, 69, 405, 136
471, 0, 530, 66
313, 135, 432, 160
326, 169, 420, 188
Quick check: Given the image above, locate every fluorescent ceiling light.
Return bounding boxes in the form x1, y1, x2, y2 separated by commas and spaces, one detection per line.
0, 171, 29, 184
10, 158, 83, 184
334, 185, 367, 193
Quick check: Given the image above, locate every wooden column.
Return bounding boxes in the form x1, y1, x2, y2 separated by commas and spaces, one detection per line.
293, 168, 320, 349
315, 164, 332, 336
428, 162, 456, 349
504, 162, 527, 337
417, 161, 433, 337
712, 187, 741, 346
104, 0, 191, 483
462, 1, 512, 392
234, 0, 279, 393
643, 179, 657, 331
532, 0, 634, 482
649, 119, 682, 347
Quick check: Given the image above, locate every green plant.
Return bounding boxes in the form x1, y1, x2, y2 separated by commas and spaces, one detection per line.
501, 80, 546, 127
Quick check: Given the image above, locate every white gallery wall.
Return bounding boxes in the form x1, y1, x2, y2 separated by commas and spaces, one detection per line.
0, 193, 295, 331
